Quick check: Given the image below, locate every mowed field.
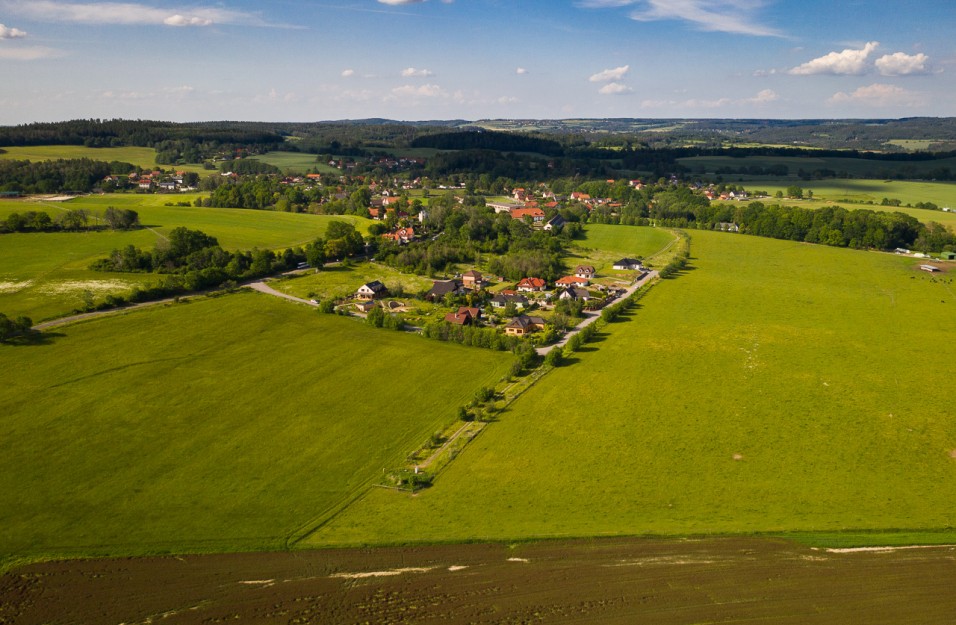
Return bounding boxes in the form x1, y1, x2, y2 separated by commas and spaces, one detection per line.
0, 145, 207, 174
572, 224, 678, 267
0, 195, 370, 320
0, 290, 513, 569
310, 230, 956, 546
252, 151, 340, 174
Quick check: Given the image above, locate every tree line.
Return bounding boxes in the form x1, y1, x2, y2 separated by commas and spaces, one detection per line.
2, 207, 139, 233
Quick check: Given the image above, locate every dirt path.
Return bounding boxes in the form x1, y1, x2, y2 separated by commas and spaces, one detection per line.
247, 280, 317, 307
536, 270, 658, 356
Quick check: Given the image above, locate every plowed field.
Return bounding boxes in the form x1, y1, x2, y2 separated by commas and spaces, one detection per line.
3, 538, 956, 625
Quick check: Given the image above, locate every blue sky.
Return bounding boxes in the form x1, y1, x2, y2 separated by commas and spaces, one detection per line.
0, 0, 953, 123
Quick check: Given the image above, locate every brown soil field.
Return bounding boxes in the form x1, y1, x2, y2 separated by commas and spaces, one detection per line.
2, 537, 955, 625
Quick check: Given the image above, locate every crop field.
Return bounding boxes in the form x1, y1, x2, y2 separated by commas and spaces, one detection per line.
0, 195, 370, 320
0, 145, 207, 173
0, 290, 513, 570
309, 230, 956, 547
251, 151, 340, 174
4, 537, 956, 625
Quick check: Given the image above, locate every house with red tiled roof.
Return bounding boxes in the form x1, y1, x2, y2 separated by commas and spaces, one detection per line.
516, 277, 547, 292
556, 275, 590, 288
510, 207, 545, 223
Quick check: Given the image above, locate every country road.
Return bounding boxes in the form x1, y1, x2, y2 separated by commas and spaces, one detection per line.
536, 270, 658, 356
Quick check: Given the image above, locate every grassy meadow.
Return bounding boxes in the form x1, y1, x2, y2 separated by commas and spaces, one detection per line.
273, 262, 435, 302
0, 145, 207, 174
252, 151, 340, 174
308, 230, 956, 547
0, 195, 370, 320
0, 290, 513, 568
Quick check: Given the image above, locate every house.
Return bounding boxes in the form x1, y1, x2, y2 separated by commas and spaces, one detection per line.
612, 258, 643, 271
426, 279, 462, 301
920, 264, 941, 272
716, 222, 740, 232
516, 277, 547, 292
382, 227, 416, 244
356, 280, 388, 300
382, 196, 402, 206
444, 309, 475, 326
510, 207, 546, 223
556, 276, 590, 288
574, 265, 596, 280
558, 287, 591, 302
570, 192, 591, 202
354, 300, 378, 313
462, 270, 484, 290
543, 214, 566, 232
490, 293, 529, 309
504, 315, 547, 336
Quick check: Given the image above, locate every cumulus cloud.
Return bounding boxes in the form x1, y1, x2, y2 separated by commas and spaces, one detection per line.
828, 83, 925, 108
341, 69, 355, 77
401, 67, 434, 77
516, 67, 528, 75
590, 65, 629, 82
577, 0, 783, 37
0, 23, 27, 38
0, 0, 274, 28
599, 82, 633, 95
875, 52, 930, 76
789, 41, 879, 75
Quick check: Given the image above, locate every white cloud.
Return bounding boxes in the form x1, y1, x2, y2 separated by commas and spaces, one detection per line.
0, 0, 273, 28
577, 0, 783, 37
0, 45, 64, 60
599, 82, 633, 95
516, 67, 528, 75
590, 65, 629, 82
390, 84, 446, 98
401, 67, 434, 77
747, 88, 778, 104
828, 83, 925, 108
875, 52, 930, 76
790, 41, 879, 75
163, 15, 211, 27
378, 0, 426, 4
0, 23, 27, 38
341, 69, 355, 77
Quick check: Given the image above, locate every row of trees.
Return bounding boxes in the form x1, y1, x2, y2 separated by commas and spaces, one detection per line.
2, 207, 139, 233
0, 158, 133, 194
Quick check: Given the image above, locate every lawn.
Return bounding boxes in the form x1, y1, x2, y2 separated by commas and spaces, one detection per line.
271, 262, 435, 302
0, 290, 513, 569
308, 230, 956, 547
0, 145, 207, 174
0, 195, 371, 320
566, 224, 679, 286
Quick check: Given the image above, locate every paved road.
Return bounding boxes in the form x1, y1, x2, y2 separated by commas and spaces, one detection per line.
536, 270, 658, 356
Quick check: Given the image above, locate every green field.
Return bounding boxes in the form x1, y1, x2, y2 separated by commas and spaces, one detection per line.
0, 195, 371, 320
273, 262, 435, 302
0, 291, 512, 568
0, 145, 207, 174
308, 231, 956, 546
252, 151, 340, 174
679, 154, 956, 179
573, 224, 678, 266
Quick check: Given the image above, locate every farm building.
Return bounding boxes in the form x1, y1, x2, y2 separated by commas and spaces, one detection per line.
940, 252, 956, 261
920, 265, 941, 273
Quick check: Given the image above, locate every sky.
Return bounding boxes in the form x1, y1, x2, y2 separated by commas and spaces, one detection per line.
0, 0, 954, 124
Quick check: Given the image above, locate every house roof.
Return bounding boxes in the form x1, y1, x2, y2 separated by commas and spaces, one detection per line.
457, 306, 481, 318
613, 257, 642, 267
359, 280, 387, 293
510, 207, 545, 220
517, 277, 546, 289
427, 280, 462, 298
462, 269, 483, 279
574, 265, 595, 274
556, 276, 589, 286
444, 310, 472, 325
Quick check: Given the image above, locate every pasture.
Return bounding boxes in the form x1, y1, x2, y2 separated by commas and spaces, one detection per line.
0, 195, 371, 320
309, 230, 956, 547
0, 291, 513, 569
272, 262, 434, 302
252, 151, 340, 174
0, 145, 207, 174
